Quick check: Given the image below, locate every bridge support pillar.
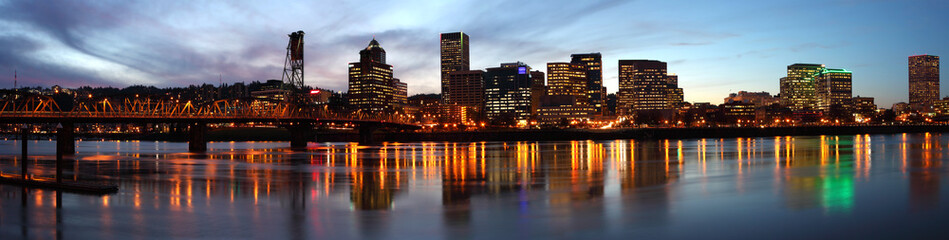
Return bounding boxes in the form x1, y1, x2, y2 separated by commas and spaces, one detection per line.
56, 122, 75, 155
358, 123, 380, 145
287, 123, 313, 149
189, 123, 208, 152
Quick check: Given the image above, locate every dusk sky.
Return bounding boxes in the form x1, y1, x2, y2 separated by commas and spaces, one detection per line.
0, 0, 946, 106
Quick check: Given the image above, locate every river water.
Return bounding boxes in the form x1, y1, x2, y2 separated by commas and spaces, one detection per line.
1, 133, 949, 239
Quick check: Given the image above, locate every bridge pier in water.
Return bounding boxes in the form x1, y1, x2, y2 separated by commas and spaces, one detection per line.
189, 123, 208, 152
56, 122, 75, 155
358, 123, 380, 145
287, 124, 313, 149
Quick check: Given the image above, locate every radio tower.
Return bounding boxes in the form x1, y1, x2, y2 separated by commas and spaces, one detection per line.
282, 31, 305, 90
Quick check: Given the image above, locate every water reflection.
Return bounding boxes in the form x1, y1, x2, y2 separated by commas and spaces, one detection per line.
1, 134, 948, 238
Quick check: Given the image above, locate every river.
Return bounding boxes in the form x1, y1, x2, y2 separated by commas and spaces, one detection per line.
2, 133, 948, 239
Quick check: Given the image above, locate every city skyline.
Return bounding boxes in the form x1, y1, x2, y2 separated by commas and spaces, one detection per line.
0, 0, 947, 107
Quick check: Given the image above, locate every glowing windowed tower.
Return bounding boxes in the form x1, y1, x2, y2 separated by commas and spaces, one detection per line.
282, 31, 305, 90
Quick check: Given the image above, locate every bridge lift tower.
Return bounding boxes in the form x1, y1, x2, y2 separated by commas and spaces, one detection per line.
282, 31, 305, 90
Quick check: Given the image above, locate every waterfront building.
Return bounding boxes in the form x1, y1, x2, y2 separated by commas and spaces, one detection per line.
935, 97, 949, 115
852, 96, 876, 116
408, 94, 441, 124
536, 95, 596, 125
780, 63, 824, 111
722, 101, 756, 124
547, 62, 588, 105
445, 70, 485, 110
484, 62, 534, 122
251, 79, 289, 102
816, 68, 853, 111
892, 102, 910, 114
666, 74, 684, 109
393, 78, 407, 106
605, 93, 617, 116
530, 70, 546, 116
618, 60, 672, 122
909, 55, 940, 107
571, 53, 604, 113
724, 91, 779, 107
348, 38, 400, 112
440, 32, 470, 103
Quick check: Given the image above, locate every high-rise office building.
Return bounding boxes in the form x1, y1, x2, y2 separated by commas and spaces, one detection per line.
348, 38, 401, 112
393, 78, 407, 106
816, 68, 852, 111
571, 53, 603, 113
484, 62, 534, 122
440, 32, 470, 103
780, 63, 824, 111
852, 96, 876, 116
618, 60, 669, 116
530, 70, 546, 116
445, 70, 485, 109
666, 74, 683, 109
909, 55, 940, 106
546, 62, 588, 104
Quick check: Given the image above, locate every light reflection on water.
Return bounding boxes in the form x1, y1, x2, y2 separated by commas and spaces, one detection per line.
1, 133, 948, 239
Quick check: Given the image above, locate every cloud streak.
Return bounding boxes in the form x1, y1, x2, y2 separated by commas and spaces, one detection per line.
0, 0, 946, 107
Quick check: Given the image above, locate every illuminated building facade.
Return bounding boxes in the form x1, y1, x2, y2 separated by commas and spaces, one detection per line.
934, 97, 949, 115
852, 96, 876, 115
440, 32, 470, 103
909, 55, 939, 107
781, 63, 824, 111
666, 74, 684, 109
393, 78, 407, 106
724, 91, 779, 107
570, 53, 604, 113
536, 95, 596, 125
484, 62, 534, 121
722, 101, 756, 123
618, 60, 669, 115
348, 38, 400, 112
547, 62, 588, 104
816, 68, 852, 111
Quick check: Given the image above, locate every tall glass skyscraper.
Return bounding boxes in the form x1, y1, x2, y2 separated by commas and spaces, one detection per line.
909, 55, 940, 107
570, 53, 603, 113
440, 32, 470, 103
780, 63, 824, 111
618, 60, 668, 116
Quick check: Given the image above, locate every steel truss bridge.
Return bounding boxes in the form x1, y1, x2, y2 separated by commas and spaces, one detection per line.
0, 91, 418, 152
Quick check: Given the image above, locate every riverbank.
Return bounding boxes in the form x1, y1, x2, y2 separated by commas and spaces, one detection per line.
6, 125, 947, 143
317, 124, 949, 142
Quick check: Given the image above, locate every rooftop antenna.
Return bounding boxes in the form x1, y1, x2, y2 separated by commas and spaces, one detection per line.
13, 69, 16, 90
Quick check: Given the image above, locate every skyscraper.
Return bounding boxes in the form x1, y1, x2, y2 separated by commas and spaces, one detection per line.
571, 53, 603, 113
445, 70, 484, 109
816, 68, 852, 111
393, 78, 408, 106
530, 70, 546, 116
484, 62, 533, 122
780, 63, 824, 111
546, 62, 588, 104
909, 55, 940, 107
440, 32, 470, 103
618, 60, 668, 116
348, 38, 401, 112
666, 74, 683, 109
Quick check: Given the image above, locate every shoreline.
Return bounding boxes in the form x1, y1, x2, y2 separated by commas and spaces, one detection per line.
4, 125, 947, 143
318, 124, 949, 143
